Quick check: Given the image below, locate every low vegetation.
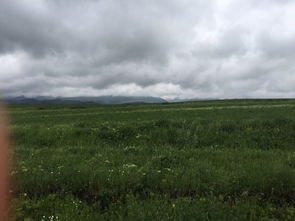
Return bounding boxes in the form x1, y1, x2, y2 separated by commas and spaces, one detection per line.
8, 99, 295, 220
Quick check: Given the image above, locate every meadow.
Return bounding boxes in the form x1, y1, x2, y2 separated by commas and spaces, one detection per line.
7, 99, 295, 220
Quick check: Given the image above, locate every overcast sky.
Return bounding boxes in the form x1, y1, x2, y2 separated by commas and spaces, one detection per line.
0, 0, 295, 99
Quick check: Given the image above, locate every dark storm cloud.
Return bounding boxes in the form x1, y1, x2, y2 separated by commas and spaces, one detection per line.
0, 1, 69, 56
1, 0, 295, 99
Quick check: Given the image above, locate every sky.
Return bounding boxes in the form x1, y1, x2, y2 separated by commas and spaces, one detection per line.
0, 0, 295, 99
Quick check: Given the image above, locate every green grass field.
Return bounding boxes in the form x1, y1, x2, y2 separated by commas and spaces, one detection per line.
8, 99, 295, 220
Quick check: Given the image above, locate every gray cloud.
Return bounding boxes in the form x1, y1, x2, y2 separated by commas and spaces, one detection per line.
1, 0, 295, 99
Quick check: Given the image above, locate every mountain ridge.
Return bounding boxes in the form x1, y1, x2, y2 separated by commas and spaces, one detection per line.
3, 95, 168, 105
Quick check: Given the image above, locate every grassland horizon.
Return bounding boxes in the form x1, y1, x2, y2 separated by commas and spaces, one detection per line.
6, 99, 295, 220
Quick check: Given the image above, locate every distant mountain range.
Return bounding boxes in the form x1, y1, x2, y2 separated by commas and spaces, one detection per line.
168, 98, 219, 103
3, 96, 168, 105
2, 96, 220, 105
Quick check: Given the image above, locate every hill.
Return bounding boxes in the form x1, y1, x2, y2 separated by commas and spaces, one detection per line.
4, 95, 167, 105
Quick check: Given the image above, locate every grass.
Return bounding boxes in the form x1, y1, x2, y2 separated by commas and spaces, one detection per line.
7, 99, 295, 220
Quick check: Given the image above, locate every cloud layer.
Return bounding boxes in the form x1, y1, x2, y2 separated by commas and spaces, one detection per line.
1, 0, 295, 99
